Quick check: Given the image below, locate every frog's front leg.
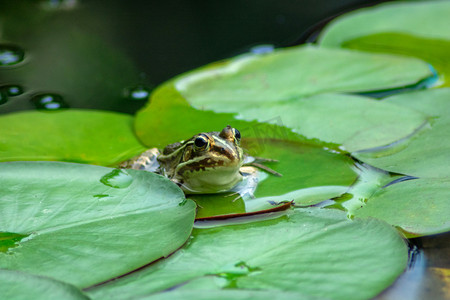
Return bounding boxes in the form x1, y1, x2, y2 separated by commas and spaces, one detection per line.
226, 166, 260, 201
119, 148, 161, 173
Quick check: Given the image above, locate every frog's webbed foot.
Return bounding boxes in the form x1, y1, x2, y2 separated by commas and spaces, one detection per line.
225, 167, 259, 201
224, 191, 247, 202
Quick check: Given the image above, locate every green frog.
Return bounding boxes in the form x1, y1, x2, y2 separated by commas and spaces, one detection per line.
120, 125, 280, 194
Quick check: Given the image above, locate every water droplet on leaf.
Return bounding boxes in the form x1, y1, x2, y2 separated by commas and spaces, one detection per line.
100, 169, 133, 189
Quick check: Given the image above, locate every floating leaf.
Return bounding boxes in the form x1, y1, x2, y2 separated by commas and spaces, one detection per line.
0, 269, 88, 300
354, 88, 450, 178
342, 33, 450, 87
318, 1, 450, 47
0, 110, 147, 165
0, 162, 196, 288
354, 178, 450, 236
230, 93, 427, 152
136, 47, 429, 152
86, 208, 408, 300
176, 45, 431, 105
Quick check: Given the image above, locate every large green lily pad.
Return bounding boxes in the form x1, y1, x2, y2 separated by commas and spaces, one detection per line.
176, 45, 431, 104
0, 269, 88, 300
229, 93, 427, 152
0, 162, 196, 288
86, 208, 408, 300
318, 1, 450, 87
354, 178, 450, 236
0, 110, 147, 165
135, 47, 430, 152
354, 88, 450, 178
318, 1, 450, 47
134, 45, 430, 152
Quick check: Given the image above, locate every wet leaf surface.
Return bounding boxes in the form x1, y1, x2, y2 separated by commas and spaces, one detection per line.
0, 162, 196, 288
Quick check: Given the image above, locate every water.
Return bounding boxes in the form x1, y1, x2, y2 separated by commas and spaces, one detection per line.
100, 169, 133, 189
124, 85, 152, 101
0, 232, 29, 253
0, 44, 25, 66
30, 93, 69, 110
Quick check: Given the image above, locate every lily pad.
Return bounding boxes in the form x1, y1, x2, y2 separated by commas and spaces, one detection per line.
354, 178, 450, 236
0, 110, 147, 165
134, 82, 272, 148
0, 162, 196, 288
176, 45, 431, 104
342, 33, 450, 87
0, 269, 88, 300
190, 138, 356, 219
231, 93, 427, 152
318, 1, 450, 47
353, 88, 450, 178
136, 85, 427, 157
86, 208, 408, 300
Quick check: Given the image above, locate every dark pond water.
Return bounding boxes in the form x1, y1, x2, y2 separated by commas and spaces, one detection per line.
0, 0, 448, 299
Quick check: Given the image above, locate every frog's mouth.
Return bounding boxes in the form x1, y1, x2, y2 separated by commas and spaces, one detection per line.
179, 164, 244, 194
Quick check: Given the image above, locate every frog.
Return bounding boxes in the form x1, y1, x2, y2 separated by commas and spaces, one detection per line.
120, 125, 280, 194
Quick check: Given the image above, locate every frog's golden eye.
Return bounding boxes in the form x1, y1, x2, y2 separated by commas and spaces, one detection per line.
232, 128, 241, 141
194, 135, 209, 149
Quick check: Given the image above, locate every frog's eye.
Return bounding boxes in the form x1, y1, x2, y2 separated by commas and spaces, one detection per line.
233, 128, 241, 141
194, 135, 209, 149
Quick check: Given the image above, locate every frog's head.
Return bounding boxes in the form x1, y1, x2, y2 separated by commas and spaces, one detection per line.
158, 125, 244, 193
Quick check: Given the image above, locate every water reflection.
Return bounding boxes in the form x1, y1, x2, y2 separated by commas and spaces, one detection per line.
123, 85, 152, 101
0, 85, 23, 105
250, 44, 275, 55
41, 0, 78, 10
30, 93, 69, 110
4, 85, 23, 96
0, 44, 25, 66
